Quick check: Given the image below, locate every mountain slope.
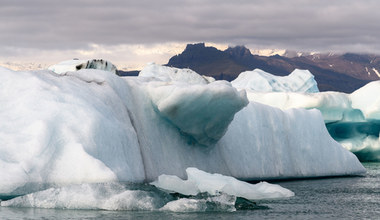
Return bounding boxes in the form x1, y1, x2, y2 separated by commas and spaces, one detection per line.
167, 43, 375, 93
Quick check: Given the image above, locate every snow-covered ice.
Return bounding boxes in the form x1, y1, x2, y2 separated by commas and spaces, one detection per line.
151, 167, 294, 200
232, 68, 319, 93
0, 64, 365, 197
139, 63, 215, 84
351, 81, 380, 120
1, 168, 292, 212
0, 183, 171, 211
246, 91, 363, 123
141, 64, 248, 145
235, 69, 380, 161
48, 59, 117, 75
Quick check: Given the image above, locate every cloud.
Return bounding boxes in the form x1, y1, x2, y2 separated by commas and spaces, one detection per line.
1, 0, 380, 65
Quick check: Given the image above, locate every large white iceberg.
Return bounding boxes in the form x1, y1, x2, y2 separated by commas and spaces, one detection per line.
0, 65, 365, 196
235, 69, 380, 161
232, 68, 319, 93
351, 81, 380, 120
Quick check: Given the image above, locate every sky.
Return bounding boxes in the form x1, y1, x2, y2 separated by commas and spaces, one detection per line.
1, 0, 380, 70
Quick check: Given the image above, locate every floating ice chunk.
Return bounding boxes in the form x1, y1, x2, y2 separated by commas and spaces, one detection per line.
242, 78, 380, 161
232, 68, 319, 93
160, 193, 236, 212
151, 167, 294, 200
48, 59, 117, 75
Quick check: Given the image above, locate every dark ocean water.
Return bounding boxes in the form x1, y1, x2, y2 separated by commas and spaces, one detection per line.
1, 163, 379, 220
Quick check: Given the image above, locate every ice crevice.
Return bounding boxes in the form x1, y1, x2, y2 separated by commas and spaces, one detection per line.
125, 107, 148, 181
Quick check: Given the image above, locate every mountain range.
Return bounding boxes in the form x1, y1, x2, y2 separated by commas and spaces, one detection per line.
161, 43, 380, 93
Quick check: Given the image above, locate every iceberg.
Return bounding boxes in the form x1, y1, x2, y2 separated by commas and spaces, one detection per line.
351, 81, 380, 120
0, 183, 171, 211
139, 63, 215, 84
151, 167, 294, 200
0, 64, 365, 197
1, 168, 291, 212
48, 59, 117, 75
232, 68, 319, 93
245, 91, 363, 123
234, 69, 380, 161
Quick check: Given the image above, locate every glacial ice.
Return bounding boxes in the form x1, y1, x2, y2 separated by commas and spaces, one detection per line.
159, 194, 237, 212
235, 69, 380, 161
351, 81, 380, 120
232, 68, 319, 93
139, 63, 215, 84
0, 183, 171, 211
151, 167, 294, 200
141, 64, 248, 145
48, 59, 117, 75
0, 182, 238, 212
0, 64, 365, 197
246, 91, 364, 123
1, 168, 291, 212
0, 67, 145, 194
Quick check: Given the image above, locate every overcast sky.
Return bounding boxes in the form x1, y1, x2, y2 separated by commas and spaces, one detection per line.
1, 0, 380, 69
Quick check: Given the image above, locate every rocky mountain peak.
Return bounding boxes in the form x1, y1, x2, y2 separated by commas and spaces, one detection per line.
225, 45, 252, 58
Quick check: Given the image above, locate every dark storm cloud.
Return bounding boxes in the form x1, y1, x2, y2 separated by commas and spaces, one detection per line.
1, 0, 380, 53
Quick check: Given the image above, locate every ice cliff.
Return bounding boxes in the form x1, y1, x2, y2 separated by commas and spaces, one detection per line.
0, 64, 365, 196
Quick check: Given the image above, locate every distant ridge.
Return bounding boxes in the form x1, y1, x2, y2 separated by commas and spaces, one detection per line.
166, 43, 378, 93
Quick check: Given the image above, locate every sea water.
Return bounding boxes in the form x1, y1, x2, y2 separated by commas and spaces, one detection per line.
1, 163, 379, 219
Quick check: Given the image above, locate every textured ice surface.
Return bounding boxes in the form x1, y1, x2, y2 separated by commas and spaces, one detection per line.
327, 121, 380, 161
0, 182, 237, 212
0, 67, 144, 194
151, 167, 294, 200
0, 65, 365, 196
144, 80, 248, 145
232, 68, 319, 93
139, 63, 215, 84
140, 63, 248, 145
0, 183, 171, 211
48, 59, 117, 75
246, 91, 364, 123
1, 169, 287, 212
241, 75, 380, 161
351, 81, 380, 120
159, 193, 237, 212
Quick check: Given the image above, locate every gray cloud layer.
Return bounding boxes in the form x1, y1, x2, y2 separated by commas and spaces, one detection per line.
1, 0, 380, 55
